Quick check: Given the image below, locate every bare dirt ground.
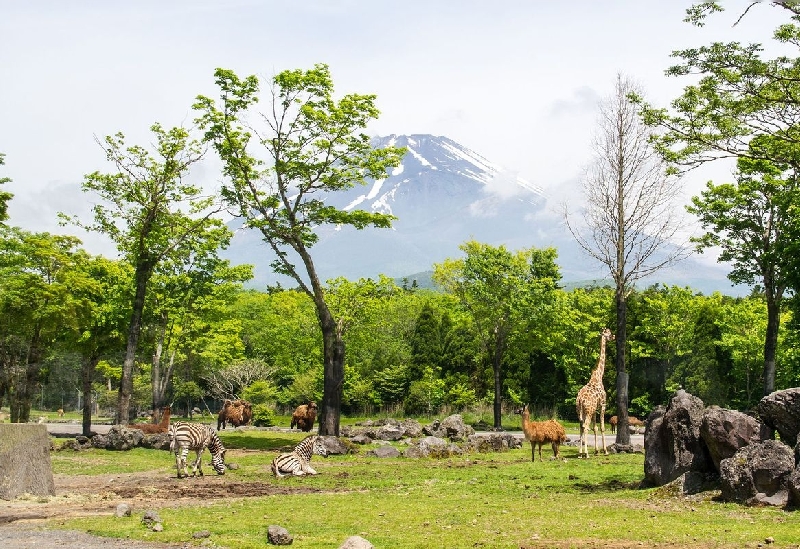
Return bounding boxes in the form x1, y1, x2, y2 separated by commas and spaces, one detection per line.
0, 470, 319, 549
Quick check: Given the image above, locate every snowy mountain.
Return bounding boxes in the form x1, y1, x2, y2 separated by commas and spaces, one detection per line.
222, 134, 743, 295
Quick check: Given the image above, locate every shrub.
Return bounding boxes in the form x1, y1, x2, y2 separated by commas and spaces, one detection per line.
251, 404, 276, 427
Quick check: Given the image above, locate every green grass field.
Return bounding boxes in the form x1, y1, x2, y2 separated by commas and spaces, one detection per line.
44, 428, 800, 549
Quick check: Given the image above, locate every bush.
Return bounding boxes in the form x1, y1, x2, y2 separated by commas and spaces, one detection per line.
251, 404, 276, 427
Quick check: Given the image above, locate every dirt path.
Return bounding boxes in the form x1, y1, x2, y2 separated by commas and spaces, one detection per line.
0, 470, 322, 549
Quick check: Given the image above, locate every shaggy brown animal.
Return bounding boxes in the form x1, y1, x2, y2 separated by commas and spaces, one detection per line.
217, 399, 253, 430
516, 404, 567, 462
290, 401, 318, 432
128, 406, 171, 434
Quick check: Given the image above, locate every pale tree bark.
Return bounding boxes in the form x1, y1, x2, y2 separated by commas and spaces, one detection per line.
564, 74, 690, 446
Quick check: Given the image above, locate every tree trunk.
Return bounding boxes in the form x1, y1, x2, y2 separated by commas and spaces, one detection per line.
319, 315, 344, 436
81, 355, 99, 437
117, 262, 151, 425
615, 288, 631, 445
762, 290, 780, 397
492, 327, 506, 430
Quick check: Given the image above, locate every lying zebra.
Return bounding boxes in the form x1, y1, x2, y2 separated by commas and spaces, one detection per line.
168, 421, 227, 478
271, 435, 328, 478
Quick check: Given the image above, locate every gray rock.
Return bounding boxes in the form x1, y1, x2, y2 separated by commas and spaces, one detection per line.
375, 424, 404, 441
400, 418, 423, 438
367, 445, 401, 458
466, 432, 521, 453
141, 509, 162, 526
758, 388, 800, 447
320, 436, 349, 455
423, 414, 474, 442
350, 434, 372, 445
193, 530, 211, 539
267, 525, 293, 545
93, 426, 143, 451
339, 535, 374, 549
719, 440, 794, 506
114, 503, 132, 517
140, 432, 171, 450
788, 467, 800, 507
643, 390, 713, 486
700, 406, 769, 472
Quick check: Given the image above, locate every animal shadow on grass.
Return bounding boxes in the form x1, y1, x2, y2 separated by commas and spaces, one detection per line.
572, 477, 640, 493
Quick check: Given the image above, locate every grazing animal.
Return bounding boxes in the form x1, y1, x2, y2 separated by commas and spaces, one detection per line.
576, 328, 614, 458
128, 406, 171, 434
609, 414, 644, 434
271, 435, 328, 478
57, 408, 64, 418
168, 421, 227, 478
290, 401, 318, 432
217, 399, 253, 430
516, 405, 567, 462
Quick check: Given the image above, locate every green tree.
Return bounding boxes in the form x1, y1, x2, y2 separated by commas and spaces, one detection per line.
194, 64, 405, 435
0, 153, 14, 225
0, 229, 97, 422
433, 241, 560, 429
67, 123, 229, 424
636, 2, 800, 396
686, 157, 790, 396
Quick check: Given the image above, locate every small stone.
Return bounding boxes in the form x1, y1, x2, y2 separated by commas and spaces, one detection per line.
765, 537, 775, 544
151, 523, 164, 532
193, 530, 212, 539
339, 535, 374, 549
141, 509, 162, 526
267, 525, 293, 546
114, 503, 132, 517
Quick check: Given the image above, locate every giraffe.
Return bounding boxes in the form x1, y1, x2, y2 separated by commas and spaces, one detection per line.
576, 327, 615, 458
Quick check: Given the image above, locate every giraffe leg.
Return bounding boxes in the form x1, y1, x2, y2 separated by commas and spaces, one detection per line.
592, 418, 599, 455
600, 407, 608, 455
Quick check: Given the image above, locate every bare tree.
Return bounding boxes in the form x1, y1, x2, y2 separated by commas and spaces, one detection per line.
564, 74, 689, 445
204, 360, 275, 401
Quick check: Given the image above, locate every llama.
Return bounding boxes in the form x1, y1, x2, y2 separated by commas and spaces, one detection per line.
128, 406, 171, 434
57, 408, 64, 418
290, 401, 318, 432
516, 405, 567, 462
217, 399, 253, 430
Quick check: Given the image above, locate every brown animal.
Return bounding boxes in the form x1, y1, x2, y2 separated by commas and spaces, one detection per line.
57, 408, 64, 418
217, 399, 253, 430
290, 401, 318, 432
516, 404, 567, 462
609, 414, 643, 434
128, 406, 171, 434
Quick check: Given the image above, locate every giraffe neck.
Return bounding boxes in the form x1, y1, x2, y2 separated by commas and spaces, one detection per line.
589, 336, 607, 386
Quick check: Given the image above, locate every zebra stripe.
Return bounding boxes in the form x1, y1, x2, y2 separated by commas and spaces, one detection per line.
168, 421, 227, 478
271, 435, 328, 478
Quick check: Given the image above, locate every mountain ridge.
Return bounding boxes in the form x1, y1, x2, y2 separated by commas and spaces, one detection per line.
222, 134, 745, 296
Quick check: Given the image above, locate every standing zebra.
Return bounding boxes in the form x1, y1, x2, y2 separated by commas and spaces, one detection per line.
271, 435, 329, 478
168, 421, 227, 478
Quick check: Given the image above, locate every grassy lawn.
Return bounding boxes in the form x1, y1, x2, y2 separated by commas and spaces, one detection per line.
46, 430, 800, 549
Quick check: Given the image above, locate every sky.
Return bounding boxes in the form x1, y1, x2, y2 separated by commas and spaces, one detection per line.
0, 1, 790, 258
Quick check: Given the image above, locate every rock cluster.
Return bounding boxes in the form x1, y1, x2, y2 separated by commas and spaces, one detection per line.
644, 387, 800, 508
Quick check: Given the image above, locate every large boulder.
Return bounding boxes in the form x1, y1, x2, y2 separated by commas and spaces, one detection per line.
719, 440, 794, 506
92, 426, 144, 450
758, 388, 800, 447
140, 432, 171, 450
0, 424, 55, 500
788, 468, 800, 508
404, 436, 461, 458
644, 390, 713, 486
700, 406, 769, 472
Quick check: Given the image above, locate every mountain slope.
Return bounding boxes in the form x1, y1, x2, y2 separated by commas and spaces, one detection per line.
222, 134, 743, 295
